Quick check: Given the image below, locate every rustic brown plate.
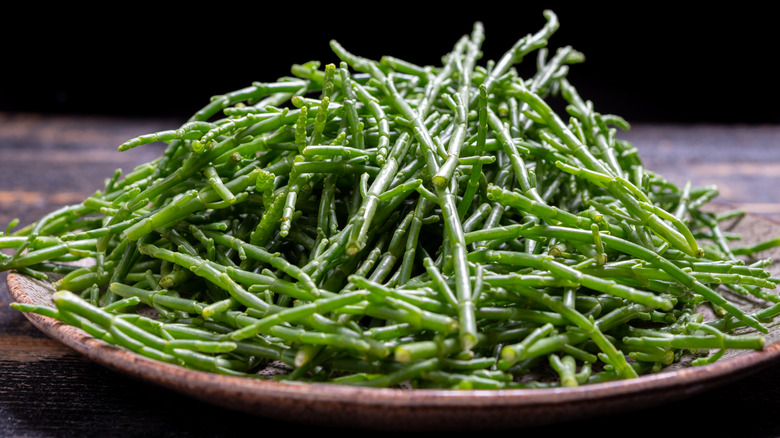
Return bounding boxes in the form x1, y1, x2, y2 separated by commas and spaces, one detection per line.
7, 210, 780, 431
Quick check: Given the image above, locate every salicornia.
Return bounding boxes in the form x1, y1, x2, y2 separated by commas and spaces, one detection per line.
4, 10, 780, 389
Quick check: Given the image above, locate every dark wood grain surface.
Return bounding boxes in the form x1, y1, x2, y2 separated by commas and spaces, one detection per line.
2, 113, 780, 437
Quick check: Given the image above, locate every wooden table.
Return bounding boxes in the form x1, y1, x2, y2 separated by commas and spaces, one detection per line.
2, 113, 780, 436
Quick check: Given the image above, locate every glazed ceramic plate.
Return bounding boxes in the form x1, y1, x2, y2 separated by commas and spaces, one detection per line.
8, 210, 780, 431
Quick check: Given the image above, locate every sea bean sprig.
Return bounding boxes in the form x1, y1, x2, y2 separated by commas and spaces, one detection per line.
5, 10, 780, 390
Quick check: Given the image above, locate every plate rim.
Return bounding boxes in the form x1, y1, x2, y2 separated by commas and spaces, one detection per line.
9, 272, 780, 405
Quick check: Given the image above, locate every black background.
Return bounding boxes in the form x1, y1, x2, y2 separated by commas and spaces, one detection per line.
1, 3, 778, 125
